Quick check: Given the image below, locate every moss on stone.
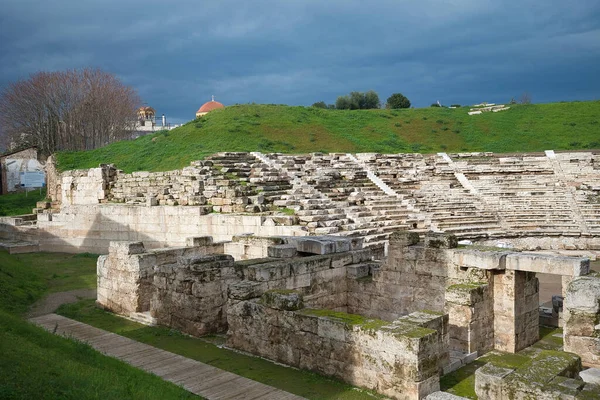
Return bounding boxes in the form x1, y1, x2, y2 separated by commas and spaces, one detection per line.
298, 309, 388, 331
480, 351, 529, 369
421, 309, 444, 316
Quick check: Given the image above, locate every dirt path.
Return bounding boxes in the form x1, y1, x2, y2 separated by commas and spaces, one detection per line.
27, 288, 96, 318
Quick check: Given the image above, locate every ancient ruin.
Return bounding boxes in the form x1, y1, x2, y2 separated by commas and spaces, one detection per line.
2, 150, 600, 399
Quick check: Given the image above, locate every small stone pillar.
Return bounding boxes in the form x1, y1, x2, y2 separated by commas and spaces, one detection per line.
564, 275, 600, 367
97, 241, 153, 315
493, 270, 539, 352
445, 282, 493, 354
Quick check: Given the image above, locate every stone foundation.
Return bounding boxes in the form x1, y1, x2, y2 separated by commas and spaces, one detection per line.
227, 290, 446, 400
95, 230, 595, 399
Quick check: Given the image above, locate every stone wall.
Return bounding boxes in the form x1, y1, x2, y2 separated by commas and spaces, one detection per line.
97, 238, 226, 318
36, 205, 305, 254
227, 290, 446, 400
152, 253, 237, 336
563, 274, 600, 368
61, 166, 115, 205
97, 236, 377, 336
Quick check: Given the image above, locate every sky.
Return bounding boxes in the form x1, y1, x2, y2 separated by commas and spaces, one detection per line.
1, 0, 599, 124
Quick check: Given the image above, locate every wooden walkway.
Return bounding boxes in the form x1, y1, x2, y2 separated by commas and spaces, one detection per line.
30, 314, 306, 400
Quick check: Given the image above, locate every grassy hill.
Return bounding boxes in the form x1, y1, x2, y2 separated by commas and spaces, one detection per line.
56, 101, 600, 173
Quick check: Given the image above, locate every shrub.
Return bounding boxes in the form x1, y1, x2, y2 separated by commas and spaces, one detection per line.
386, 93, 411, 109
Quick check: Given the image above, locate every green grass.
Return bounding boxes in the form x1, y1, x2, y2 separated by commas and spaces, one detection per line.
56, 101, 600, 173
0, 250, 197, 399
57, 299, 384, 400
0, 251, 97, 315
0, 188, 46, 216
0, 310, 197, 400
440, 326, 564, 398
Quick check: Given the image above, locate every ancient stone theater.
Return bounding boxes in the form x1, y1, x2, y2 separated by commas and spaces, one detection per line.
2, 150, 600, 399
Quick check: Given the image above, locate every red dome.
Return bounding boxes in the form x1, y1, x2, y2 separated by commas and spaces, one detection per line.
197, 100, 225, 113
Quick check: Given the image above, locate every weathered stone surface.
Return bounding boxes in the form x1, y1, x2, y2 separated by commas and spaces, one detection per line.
564, 276, 600, 314
186, 236, 213, 247
505, 253, 590, 276
580, 368, 600, 385
227, 301, 443, 400
474, 363, 513, 400
451, 250, 509, 270
564, 275, 600, 368
267, 244, 298, 258
262, 290, 303, 311
424, 392, 468, 400
296, 237, 336, 254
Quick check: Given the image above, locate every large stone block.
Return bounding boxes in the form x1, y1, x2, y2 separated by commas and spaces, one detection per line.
451, 249, 509, 270
506, 253, 590, 276
262, 290, 304, 311
109, 241, 146, 256
445, 283, 487, 306
564, 276, 600, 314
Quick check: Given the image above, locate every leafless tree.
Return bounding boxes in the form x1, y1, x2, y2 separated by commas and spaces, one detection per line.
519, 91, 532, 105
0, 68, 141, 156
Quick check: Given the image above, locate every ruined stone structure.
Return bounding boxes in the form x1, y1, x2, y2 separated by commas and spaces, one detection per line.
0, 147, 43, 194
2, 150, 600, 398
3, 150, 600, 255
96, 231, 597, 399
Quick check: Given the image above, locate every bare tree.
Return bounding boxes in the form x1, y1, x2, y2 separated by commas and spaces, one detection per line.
0, 68, 140, 156
519, 92, 532, 105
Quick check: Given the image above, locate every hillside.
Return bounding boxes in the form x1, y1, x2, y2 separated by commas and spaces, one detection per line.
56, 101, 600, 173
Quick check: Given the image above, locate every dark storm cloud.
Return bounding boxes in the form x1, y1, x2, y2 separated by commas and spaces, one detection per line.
1, 0, 599, 122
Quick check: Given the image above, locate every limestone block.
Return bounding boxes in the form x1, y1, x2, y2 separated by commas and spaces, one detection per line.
347, 264, 370, 279
564, 312, 599, 337
109, 241, 146, 256
451, 249, 508, 270
577, 383, 600, 398
445, 283, 487, 306
389, 230, 420, 247
564, 336, 600, 368
331, 252, 354, 269
580, 368, 600, 385
317, 317, 347, 342
474, 363, 514, 399
262, 290, 304, 311
185, 236, 213, 247
267, 244, 297, 258
425, 233, 458, 249
506, 253, 590, 276
564, 276, 600, 314
296, 238, 335, 255
424, 392, 468, 400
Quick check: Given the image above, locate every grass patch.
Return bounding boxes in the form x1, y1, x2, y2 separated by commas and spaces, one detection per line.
58, 299, 384, 399
0, 310, 197, 399
441, 327, 563, 398
0, 188, 46, 216
0, 250, 97, 315
55, 101, 600, 173
0, 251, 197, 399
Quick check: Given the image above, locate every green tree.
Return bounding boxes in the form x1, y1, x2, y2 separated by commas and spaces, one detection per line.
336, 91, 381, 110
364, 90, 381, 109
386, 93, 411, 109
335, 96, 351, 110
311, 101, 327, 109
